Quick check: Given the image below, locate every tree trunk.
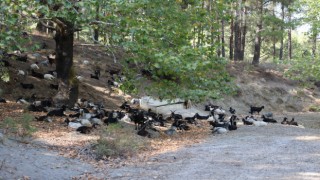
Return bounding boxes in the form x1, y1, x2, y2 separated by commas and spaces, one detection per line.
252, 0, 263, 66
229, 16, 234, 60
272, 1, 276, 60
287, 11, 292, 60
94, 4, 100, 43
53, 18, 78, 107
221, 19, 226, 58
312, 28, 317, 58
233, 0, 242, 61
279, 3, 285, 60
240, 1, 247, 61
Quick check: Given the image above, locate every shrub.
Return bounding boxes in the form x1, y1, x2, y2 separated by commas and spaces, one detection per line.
94, 123, 149, 159
0, 113, 37, 140
309, 105, 320, 112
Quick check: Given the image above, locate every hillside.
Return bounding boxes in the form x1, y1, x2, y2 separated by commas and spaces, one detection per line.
1, 34, 320, 179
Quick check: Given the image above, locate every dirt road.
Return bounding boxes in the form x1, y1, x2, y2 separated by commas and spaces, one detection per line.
106, 124, 320, 180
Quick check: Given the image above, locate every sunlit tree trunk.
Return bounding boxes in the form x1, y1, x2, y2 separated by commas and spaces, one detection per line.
252, 0, 263, 65
279, 3, 285, 60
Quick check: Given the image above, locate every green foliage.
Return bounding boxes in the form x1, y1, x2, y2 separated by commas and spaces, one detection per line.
0, 113, 37, 139
111, 0, 235, 102
94, 123, 148, 159
308, 105, 320, 112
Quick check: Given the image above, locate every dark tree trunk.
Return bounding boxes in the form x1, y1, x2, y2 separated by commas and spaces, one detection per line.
94, 4, 100, 43
287, 12, 292, 60
53, 18, 77, 107
229, 16, 234, 60
221, 19, 226, 58
279, 3, 285, 60
252, 0, 263, 66
272, 1, 276, 60
312, 31, 317, 58
233, 0, 242, 61
240, 2, 247, 61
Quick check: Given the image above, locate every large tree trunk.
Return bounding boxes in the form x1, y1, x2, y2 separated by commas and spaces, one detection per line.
279, 3, 285, 60
252, 0, 263, 66
233, 0, 242, 61
53, 18, 78, 107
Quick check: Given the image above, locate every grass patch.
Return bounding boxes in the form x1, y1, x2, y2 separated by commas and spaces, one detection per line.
309, 105, 320, 112
94, 123, 150, 159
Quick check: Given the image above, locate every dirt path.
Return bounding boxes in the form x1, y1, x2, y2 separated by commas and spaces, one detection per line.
0, 140, 97, 180
106, 124, 320, 180
1, 116, 320, 179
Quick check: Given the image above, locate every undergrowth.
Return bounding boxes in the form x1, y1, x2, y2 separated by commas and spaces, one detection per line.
0, 113, 37, 141
94, 123, 150, 159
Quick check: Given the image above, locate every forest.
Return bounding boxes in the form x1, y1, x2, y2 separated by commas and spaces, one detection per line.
1, 1, 320, 179
0, 0, 319, 103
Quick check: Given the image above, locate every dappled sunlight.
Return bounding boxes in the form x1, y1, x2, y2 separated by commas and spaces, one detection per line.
295, 136, 320, 141
295, 172, 320, 180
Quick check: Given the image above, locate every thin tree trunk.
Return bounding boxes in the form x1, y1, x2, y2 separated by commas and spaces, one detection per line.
240, 1, 247, 61
252, 0, 263, 65
272, 1, 276, 60
287, 12, 292, 60
229, 16, 234, 60
221, 19, 226, 58
279, 3, 285, 60
94, 4, 100, 43
312, 27, 317, 58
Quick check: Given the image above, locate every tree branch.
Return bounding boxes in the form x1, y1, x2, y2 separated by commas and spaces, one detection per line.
89, 28, 117, 63
39, 20, 56, 31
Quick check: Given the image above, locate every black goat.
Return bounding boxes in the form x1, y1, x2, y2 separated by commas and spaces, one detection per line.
281, 117, 288, 125
0, 98, 6, 103
90, 74, 99, 80
194, 113, 210, 120
76, 125, 96, 134
288, 118, 298, 126
184, 115, 196, 124
120, 101, 130, 110
229, 107, 236, 114
47, 105, 67, 117
250, 106, 264, 114
172, 119, 190, 131
28, 104, 48, 112
49, 84, 59, 90
261, 115, 277, 123
205, 104, 219, 111
46, 55, 55, 66
170, 111, 183, 120
31, 70, 44, 79
0, 59, 10, 67
20, 83, 34, 89
130, 111, 150, 130
104, 110, 119, 125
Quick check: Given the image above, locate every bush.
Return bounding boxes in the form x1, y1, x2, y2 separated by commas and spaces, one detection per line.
309, 105, 320, 112
0, 113, 37, 140
94, 123, 149, 159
